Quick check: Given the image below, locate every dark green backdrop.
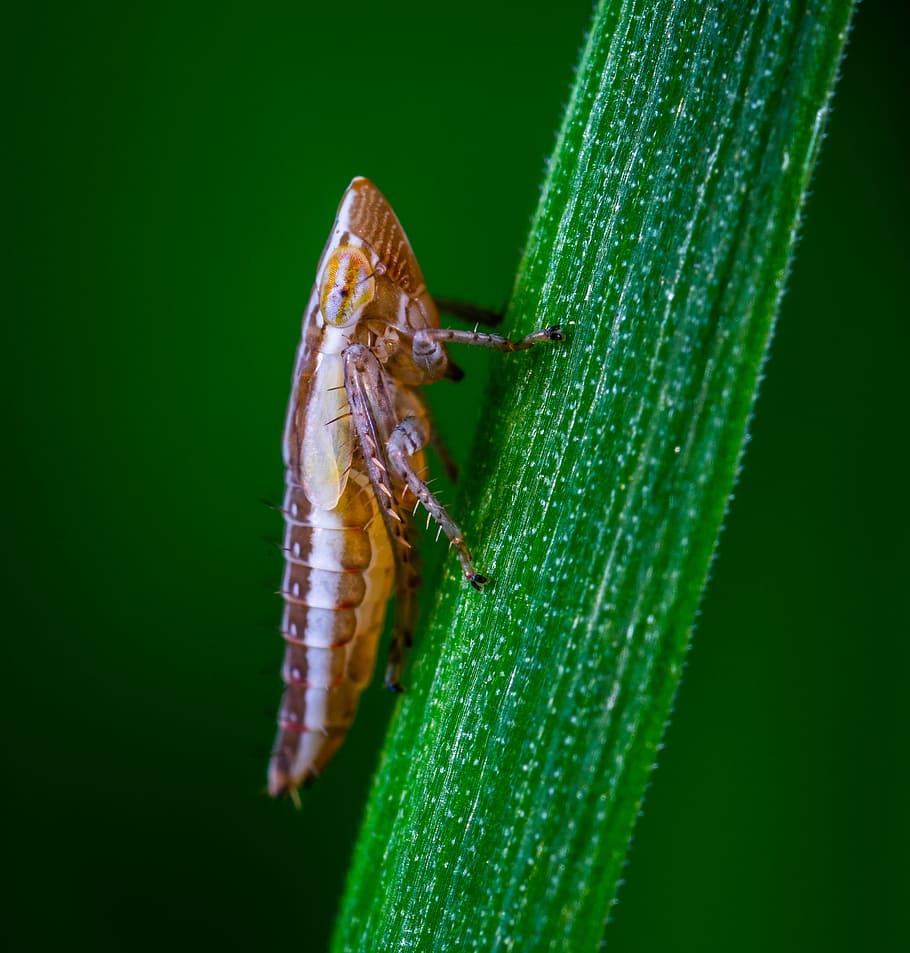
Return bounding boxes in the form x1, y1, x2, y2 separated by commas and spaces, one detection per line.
7, 3, 906, 951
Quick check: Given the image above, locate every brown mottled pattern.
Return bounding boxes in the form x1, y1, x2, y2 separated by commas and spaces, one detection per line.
347, 178, 426, 293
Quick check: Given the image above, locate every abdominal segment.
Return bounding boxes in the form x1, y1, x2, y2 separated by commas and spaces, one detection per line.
269, 470, 393, 797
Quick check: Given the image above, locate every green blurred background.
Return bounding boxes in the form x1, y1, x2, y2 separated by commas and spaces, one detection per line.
6, 2, 906, 950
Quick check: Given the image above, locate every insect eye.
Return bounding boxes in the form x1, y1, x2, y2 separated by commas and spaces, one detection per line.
319, 245, 375, 327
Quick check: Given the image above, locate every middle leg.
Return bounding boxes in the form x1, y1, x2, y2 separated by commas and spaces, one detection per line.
412, 324, 563, 378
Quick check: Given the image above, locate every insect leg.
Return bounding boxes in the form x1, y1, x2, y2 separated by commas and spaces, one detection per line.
410, 391, 459, 483
434, 298, 505, 327
412, 324, 563, 377
385, 514, 420, 692
444, 360, 465, 383
430, 429, 459, 484
387, 415, 487, 592
343, 344, 420, 691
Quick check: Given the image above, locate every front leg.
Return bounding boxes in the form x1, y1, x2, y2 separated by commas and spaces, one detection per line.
388, 415, 488, 591
412, 324, 563, 377
343, 344, 420, 692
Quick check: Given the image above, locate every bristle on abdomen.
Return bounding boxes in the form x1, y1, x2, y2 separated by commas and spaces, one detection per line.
268, 473, 393, 798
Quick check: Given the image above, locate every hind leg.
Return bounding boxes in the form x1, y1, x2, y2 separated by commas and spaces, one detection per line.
387, 415, 487, 591
384, 514, 420, 691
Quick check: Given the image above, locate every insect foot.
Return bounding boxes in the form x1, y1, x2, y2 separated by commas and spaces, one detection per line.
521, 324, 563, 346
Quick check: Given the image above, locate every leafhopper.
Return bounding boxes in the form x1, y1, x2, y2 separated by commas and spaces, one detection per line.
269, 178, 561, 799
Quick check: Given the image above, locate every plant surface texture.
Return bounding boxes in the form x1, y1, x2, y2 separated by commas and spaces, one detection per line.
332, 1, 853, 949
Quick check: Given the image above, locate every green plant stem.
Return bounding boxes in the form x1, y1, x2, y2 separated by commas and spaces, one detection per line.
332, 1, 852, 949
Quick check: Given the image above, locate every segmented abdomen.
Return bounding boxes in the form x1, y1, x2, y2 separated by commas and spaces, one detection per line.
268, 467, 393, 797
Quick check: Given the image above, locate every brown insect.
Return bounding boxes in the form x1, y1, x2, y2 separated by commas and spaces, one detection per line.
268, 177, 562, 800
